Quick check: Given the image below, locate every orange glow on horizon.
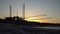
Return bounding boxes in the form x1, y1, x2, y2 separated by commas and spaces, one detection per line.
25, 17, 47, 22
25, 17, 60, 23
25, 17, 38, 22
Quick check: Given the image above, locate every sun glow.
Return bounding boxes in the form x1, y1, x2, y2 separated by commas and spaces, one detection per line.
25, 17, 60, 23
25, 17, 38, 22
25, 17, 46, 22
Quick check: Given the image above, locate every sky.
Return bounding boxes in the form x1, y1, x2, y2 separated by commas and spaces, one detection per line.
0, 0, 60, 23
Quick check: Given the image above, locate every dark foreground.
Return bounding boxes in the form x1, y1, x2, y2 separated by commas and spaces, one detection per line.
0, 16, 60, 34
32, 28, 60, 34
0, 23, 60, 34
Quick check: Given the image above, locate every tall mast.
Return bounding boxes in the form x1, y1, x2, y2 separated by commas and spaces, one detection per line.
10, 5, 12, 17
22, 3, 25, 19
17, 9, 18, 16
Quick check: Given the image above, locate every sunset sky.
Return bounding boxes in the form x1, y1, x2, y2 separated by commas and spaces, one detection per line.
0, 0, 60, 23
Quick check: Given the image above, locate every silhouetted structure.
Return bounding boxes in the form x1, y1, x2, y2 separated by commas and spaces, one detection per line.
0, 3, 60, 34
22, 3, 25, 19
10, 5, 12, 17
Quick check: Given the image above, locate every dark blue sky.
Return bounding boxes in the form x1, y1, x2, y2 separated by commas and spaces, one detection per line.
0, 0, 60, 23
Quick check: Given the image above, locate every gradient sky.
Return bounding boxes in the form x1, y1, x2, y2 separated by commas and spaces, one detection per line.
0, 0, 60, 23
